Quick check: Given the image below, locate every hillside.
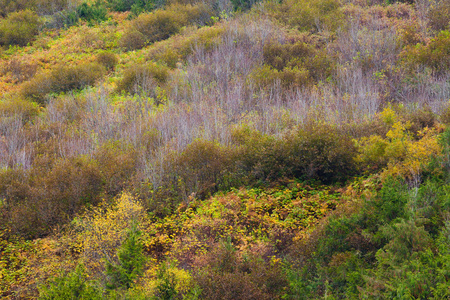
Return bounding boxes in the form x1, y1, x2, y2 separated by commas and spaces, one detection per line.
0, 0, 450, 298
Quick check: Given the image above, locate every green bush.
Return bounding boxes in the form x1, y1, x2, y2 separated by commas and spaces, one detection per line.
21, 62, 105, 103
0, 10, 41, 46
105, 224, 146, 289
106, 0, 155, 12
116, 62, 169, 95
263, 41, 313, 71
288, 123, 358, 183
94, 142, 138, 196
96, 51, 119, 71
20, 71, 53, 102
0, 154, 105, 238
122, 9, 180, 50
51, 62, 105, 92
401, 30, 450, 75
39, 264, 102, 300
230, 0, 258, 11
0, 0, 31, 17
119, 29, 146, 51
171, 139, 232, 199
428, 0, 450, 31
193, 240, 287, 300
266, 0, 343, 33
154, 263, 178, 300
77, 1, 108, 24
194, 239, 287, 300
231, 123, 357, 184
259, 39, 334, 88
120, 4, 213, 50
0, 97, 39, 123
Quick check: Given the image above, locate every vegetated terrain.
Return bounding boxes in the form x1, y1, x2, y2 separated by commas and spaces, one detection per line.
0, 0, 450, 298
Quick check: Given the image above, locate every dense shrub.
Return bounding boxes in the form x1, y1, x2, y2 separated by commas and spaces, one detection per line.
96, 51, 119, 71
39, 264, 102, 300
263, 40, 313, 71
118, 29, 146, 51
0, 141, 141, 239
229, 123, 358, 184
120, 4, 214, 50
287, 123, 358, 183
193, 241, 287, 300
94, 142, 138, 196
76, 1, 108, 24
106, 0, 155, 12
428, 0, 450, 31
0, 155, 105, 238
105, 224, 146, 289
230, 0, 258, 11
0, 0, 70, 17
116, 62, 169, 95
0, 0, 30, 17
146, 25, 225, 67
0, 10, 41, 46
21, 62, 105, 103
120, 9, 180, 50
1, 57, 38, 82
0, 97, 39, 123
256, 39, 334, 88
19, 72, 53, 103
171, 139, 233, 199
266, 0, 343, 33
400, 30, 450, 75
51, 63, 105, 92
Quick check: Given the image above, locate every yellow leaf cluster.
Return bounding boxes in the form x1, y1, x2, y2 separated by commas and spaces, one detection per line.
356, 108, 442, 180
70, 193, 146, 274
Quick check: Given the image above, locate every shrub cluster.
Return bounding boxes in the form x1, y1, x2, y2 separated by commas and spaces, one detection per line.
286, 168, 450, 299
21, 62, 105, 103
400, 30, 450, 75
0, 0, 69, 17
249, 38, 334, 88
105, 0, 156, 13
266, 0, 343, 33
1, 58, 38, 83
146, 25, 225, 68
120, 3, 214, 50
194, 241, 287, 300
96, 51, 119, 71
428, 0, 450, 31
76, 1, 108, 24
0, 10, 41, 47
116, 62, 169, 95
145, 123, 358, 215
0, 142, 137, 238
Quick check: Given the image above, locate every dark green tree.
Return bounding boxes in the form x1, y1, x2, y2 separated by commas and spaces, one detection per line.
105, 224, 146, 289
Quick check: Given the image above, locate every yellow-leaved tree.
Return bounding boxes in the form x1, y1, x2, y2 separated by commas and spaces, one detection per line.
355, 107, 442, 182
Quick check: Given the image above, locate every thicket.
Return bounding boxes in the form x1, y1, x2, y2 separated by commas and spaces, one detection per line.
0, 0, 70, 17
0, 10, 41, 46
116, 62, 169, 95
106, 0, 157, 13
76, 1, 108, 24
259, 39, 334, 88
401, 30, 450, 75
120, 3, 214, 50
428, 0, 450, 31
21, 62, 106, 103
